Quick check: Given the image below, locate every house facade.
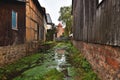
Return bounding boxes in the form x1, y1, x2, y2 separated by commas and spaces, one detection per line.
0, 0, 46, 46
56, 23, 64, 38
72, 0, 120, 80
45, 13, 55, 41
0, 0, 48, 66
0, 1, 26, 46
26, 0, 45, 42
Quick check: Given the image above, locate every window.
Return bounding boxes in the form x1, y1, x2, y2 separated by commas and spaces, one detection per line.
12, 10, 18, 30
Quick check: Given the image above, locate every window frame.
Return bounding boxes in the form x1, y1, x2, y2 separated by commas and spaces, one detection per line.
12, 10, 18, 30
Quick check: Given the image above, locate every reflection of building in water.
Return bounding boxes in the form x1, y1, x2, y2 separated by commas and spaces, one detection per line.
54, 49, 66, 71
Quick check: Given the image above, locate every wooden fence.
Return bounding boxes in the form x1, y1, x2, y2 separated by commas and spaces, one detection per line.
72, 0, 120, 46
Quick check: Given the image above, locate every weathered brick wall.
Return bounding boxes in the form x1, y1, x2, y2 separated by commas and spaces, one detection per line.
0, 42, 38, 67
73, 40, 120, 80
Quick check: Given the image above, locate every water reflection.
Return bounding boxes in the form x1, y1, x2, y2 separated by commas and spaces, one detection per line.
54, 49, 71, 80
55, 49, 66, 71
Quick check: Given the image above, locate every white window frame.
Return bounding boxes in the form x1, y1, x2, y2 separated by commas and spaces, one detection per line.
12, 10, 18, 30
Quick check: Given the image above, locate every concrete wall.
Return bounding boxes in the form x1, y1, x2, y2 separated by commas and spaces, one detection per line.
73, 40, 120, 80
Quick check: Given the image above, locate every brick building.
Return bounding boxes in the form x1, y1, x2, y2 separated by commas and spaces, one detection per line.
56, 23, 64, 38
72, 0, 120, 80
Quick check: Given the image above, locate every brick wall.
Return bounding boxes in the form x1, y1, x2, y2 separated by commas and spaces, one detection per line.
73, 40, 120, 80
0, 42, 38, 67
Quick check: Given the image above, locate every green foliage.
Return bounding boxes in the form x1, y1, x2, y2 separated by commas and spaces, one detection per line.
46, 28, 56, 41
66, 43, 100, 80
44, 69, 64, 80
15, 68, 64, 80
58, 6, 73, 36
50, 41, 100, 80
44, 41, 57, 47
14, 65, 48, 80
82, 71, 99, 80
0, 53, 44, 80
0, 41, 100, 80
14, 42, 64, 80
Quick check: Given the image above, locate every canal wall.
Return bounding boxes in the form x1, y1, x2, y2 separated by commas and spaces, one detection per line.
0, 42, 38, 67
73, 40, 120, 80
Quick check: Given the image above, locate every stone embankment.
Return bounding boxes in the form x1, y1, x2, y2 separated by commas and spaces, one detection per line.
0, 42, 38, 66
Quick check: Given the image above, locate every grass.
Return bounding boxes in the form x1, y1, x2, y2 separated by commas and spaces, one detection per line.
0, 53, 44, 80
14, 65, 48, 80
0, 41, 100, 80
65, 42, 100, 80
44, 69, 64, 80
13, 62, 64, 80
0, 41, 64, 80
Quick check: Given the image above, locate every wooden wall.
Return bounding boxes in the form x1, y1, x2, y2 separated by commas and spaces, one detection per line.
72, 0, 120, 46
0, 2, 26, 46
26, 0, 44, 42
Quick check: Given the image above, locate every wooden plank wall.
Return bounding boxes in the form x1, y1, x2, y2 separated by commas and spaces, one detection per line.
26, 0, 44, 42
0, 2, 26, 46
72, 0, 120, 46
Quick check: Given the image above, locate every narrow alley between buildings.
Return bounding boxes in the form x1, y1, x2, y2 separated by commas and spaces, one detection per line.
1, 0, 120, 80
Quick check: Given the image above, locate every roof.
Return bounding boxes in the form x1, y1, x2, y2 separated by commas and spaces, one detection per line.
0, 0, 25, 3
0, 0, 46, 15
57, 23, 63, 28
32, 0, 45, 15
17, 0, 26, 2
46, 13, 53, 24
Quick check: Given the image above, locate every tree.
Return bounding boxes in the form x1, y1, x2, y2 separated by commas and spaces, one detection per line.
58, 6, 73, 36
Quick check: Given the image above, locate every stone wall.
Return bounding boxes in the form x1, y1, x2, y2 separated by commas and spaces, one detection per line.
73, 40, 120, 80
0, 42, 38, 67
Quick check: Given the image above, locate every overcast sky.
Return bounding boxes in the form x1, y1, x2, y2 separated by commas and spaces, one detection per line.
38, 0, 72, 25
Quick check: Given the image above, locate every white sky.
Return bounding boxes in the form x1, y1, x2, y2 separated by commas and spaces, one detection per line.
38, 0, 72, 25
99, 0, 103, 3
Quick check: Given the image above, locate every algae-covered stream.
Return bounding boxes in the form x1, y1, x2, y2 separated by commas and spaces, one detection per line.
0, 42, 100, 80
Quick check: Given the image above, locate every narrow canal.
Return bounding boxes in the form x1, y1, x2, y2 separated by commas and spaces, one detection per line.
0, 42, 100, 80
54, 48, 71, 80
42, 43, 73, 80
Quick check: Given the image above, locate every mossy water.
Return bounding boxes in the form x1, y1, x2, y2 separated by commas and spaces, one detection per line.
0, 41, 100, 80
